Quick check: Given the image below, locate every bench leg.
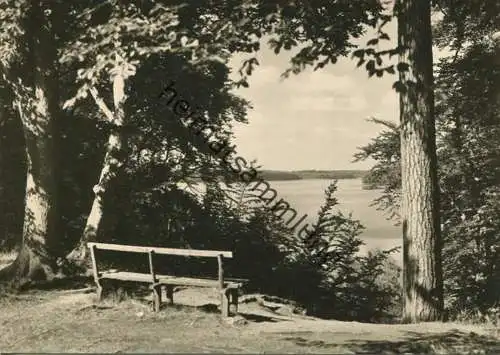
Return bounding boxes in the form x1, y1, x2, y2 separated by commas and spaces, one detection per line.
96, 283, 103, 302
94, 277, 104, 302
221, 290, 230, 317
152, 285, 162, 312
229, 289, 239, 315
165, 285, 174, 305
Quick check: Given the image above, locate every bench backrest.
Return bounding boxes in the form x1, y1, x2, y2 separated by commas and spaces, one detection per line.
87, 242, 233, 258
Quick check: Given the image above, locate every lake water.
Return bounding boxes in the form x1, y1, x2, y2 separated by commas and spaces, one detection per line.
180, 178, 402, 263
271, 179, 401, 262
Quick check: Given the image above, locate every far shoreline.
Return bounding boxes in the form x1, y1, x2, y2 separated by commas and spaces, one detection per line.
257, 169, 369, 181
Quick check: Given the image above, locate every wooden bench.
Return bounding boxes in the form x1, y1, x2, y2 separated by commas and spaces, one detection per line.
87, 242, 247, 317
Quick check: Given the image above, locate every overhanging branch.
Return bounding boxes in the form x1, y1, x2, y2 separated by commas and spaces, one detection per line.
88, 87, 114, 122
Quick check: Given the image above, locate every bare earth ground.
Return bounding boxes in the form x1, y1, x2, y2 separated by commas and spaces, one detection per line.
1, 285, 499, 354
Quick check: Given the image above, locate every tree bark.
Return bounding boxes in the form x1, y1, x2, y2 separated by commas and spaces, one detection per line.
398, 0, 444, 322
0, 0, 61, 287
66, 62, 134, 263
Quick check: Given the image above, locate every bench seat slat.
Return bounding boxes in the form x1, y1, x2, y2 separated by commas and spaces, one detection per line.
157, 276, 223, 288
99, 271, 152, 282
99, 271, 244, 288
88, 242, 233, 258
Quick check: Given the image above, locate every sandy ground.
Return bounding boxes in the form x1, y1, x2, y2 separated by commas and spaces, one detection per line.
0, 286, 499, 354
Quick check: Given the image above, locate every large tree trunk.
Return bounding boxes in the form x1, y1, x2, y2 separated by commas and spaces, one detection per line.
66, 62, 133, 263
398, 0, 444, 322
0, 0, 61, 286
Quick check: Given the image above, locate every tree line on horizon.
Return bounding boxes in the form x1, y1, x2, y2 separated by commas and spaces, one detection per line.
245, 169, 369, 181
166, 169, 369, 182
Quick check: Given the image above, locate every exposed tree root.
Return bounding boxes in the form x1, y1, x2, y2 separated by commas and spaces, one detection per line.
0, 246, 58, 290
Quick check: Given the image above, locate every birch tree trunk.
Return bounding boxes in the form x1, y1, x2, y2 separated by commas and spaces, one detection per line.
67, 61, 135, 263
0, 0, 60, 286
398, 0, 444, 322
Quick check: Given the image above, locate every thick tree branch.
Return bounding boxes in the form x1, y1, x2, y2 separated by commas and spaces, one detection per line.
88, 86, 114, 122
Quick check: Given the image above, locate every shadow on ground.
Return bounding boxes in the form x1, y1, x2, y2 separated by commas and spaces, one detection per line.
238, 312, 285, 323
93, 290, 291, 325
156, 303, 289, 324
284, 329, 500, 354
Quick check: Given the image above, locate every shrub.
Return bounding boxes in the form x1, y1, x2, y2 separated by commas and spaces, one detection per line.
277, 181, 402, 322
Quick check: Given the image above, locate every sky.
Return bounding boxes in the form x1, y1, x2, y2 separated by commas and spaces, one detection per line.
228, 15, 449, 171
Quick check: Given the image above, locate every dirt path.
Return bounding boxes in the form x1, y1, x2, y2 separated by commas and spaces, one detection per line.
0, 287, 498, 354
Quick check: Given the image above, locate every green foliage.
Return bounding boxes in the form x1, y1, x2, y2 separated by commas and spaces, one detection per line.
124, 51, 249, 183
353, 118, 400, 223
436, 42, 500, 315
221, 0, 391, 82
0, 0, 28, 71
59, 0, 271, 106
433, 0, 499, 56
273, 181, 401, 322
192, 182, 290, 290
